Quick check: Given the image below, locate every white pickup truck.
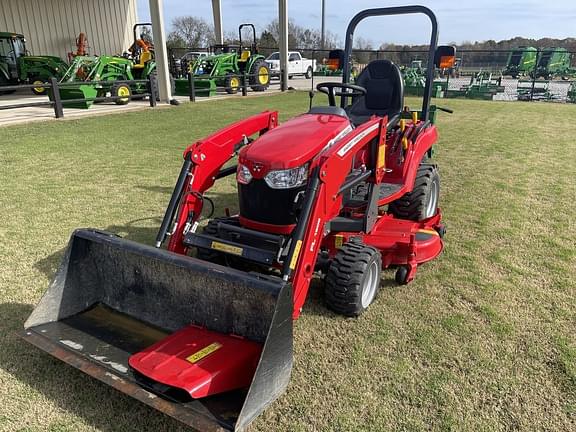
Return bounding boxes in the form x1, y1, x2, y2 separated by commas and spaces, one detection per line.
266, 51, 317, 79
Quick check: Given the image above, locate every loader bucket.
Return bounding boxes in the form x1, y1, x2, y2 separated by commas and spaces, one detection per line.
51, 85, 97, 109
175, 77, 217, 97
22, 229, 293, 432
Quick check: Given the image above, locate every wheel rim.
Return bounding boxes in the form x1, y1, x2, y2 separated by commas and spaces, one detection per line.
425, 177, 439, 218
230, 77, 240, 89
118, 86, 130, 100
361, 260, 379, 308
33, 80, 45, 93
258, 66, 269, 85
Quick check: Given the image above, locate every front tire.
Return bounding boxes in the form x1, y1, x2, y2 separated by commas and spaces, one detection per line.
325, 240, 382, 317
31, 78, 47, 95
225, 74, 240, 94
389, 164, 440, 221
111, 82, 132, 105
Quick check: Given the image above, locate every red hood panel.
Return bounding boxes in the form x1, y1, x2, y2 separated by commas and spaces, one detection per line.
240, 113, 352, 172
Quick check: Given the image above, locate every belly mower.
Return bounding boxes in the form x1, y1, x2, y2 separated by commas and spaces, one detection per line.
23, 6, 454, 432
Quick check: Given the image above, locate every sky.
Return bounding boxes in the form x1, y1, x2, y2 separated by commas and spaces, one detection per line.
137, 0, 576, 45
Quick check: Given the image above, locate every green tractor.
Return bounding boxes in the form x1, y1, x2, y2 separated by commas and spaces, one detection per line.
52, 55, 154, 109
176, 24, 270, 97
532, 48, 573, 80
0, 32, 67, 95
51, 23, 160, 109
502, 46, 537, 78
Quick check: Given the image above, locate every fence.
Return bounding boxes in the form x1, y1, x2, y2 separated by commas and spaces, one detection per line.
179, 68, 285, 102
0, 76, 157, 119
169, 46, 576, 104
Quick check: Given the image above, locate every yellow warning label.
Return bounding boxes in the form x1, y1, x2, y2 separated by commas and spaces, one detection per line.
211, 241, 243, 256
289, 240, 303, 270
377, 144, 386, 170
186, 342, 223, 364
334, 235, 344, 249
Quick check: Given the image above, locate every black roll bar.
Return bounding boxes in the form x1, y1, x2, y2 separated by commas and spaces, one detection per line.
342, 5, 439, 121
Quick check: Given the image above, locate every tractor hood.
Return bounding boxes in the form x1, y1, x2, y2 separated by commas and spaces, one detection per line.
239, 112, 352, 174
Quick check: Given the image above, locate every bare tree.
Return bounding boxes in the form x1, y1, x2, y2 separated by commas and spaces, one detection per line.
354, 37, 374, 64
264, 19, 341, 51
168, 16, 215, 48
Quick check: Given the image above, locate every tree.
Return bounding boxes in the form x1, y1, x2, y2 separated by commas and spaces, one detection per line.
259, 30, 277, 49
354, 37, 374, 64
265, 18, 301, 49
168, 16, 215, 48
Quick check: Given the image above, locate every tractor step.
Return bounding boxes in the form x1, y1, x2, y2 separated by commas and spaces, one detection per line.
344, 182, 403, 209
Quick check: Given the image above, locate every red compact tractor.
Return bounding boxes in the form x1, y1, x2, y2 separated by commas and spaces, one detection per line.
23, 6, 455, 432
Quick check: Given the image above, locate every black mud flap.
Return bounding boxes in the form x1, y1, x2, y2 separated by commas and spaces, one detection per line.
22, 229, 293, 432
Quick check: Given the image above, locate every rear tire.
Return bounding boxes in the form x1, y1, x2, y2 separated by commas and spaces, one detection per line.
249, 59, 270, 91
111, 82, 132, 105
325, 240, 382, 317
305, 67, 313, 79
389, 164, 440, 221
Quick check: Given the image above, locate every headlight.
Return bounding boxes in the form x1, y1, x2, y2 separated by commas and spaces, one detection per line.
264, 164, 308, 189
237, 164, 253, 184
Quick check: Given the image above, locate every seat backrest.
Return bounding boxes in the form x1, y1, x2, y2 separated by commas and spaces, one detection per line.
133, 51, 152, 69
350, 60, 404, 117
240, 50, 251, 62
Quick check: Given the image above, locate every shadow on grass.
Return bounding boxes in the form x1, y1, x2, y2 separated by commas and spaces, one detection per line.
34, 216, 163, 280
0, 303, 188, 432
302, 275, 400, 318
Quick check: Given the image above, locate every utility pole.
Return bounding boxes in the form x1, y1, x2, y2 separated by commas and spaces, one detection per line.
320, 0, 326, 49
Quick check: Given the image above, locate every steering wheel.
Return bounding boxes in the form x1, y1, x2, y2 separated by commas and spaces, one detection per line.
316, 82, 366, 107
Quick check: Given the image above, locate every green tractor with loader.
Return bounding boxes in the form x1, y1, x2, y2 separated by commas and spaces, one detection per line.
0, 31, 67, 95
52, 54, 156, 109
175, 24, 270, 97
50, 23, 162, 109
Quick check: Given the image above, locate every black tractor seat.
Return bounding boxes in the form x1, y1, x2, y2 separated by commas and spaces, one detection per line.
345, 59, 404, 127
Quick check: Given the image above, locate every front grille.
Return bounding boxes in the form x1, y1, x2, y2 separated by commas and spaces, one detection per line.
238, 179, 305, 226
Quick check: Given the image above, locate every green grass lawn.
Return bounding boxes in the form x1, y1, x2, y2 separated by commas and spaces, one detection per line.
1, 93, 575, 432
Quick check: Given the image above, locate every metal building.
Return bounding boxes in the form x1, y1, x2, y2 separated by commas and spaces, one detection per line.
0, 0, 138, 60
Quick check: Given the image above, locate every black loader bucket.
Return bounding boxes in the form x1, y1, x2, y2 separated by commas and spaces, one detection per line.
22, 229, 293, 432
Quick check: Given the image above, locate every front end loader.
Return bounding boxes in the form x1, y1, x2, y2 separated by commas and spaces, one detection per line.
176, 24, 270, 97
24, 6, 451, 431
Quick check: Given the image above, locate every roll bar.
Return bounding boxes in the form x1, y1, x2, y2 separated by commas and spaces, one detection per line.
239, 23, 257, 51
342, 5, 439, 121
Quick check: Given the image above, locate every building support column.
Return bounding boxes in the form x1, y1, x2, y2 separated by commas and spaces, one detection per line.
149, 0, 171, 103
212, 0, 224, 44
278, 0, 288, 90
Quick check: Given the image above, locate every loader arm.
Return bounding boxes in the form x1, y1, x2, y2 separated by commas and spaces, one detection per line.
286, 117, 385, 318
164, 111, 278, 253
